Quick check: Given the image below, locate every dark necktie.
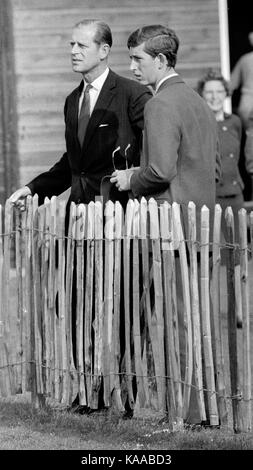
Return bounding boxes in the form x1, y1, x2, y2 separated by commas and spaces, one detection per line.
78, 83, 92, 147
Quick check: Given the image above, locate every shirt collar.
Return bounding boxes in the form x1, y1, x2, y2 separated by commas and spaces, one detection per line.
155, 72, 178, 93
83, 67, 109, 92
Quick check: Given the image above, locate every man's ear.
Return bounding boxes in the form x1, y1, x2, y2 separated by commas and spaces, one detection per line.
100, 43, 110, 59
157, 53, 168, 69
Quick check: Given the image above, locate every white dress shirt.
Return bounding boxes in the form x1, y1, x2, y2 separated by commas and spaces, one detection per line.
78, 67, 110, 116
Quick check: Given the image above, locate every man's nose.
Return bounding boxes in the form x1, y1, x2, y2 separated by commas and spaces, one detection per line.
71, 43, 79, 54
130, 60, 136, 71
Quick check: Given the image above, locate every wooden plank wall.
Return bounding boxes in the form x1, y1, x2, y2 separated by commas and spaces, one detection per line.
0, 0, 18, 204
11, 0, 221, 188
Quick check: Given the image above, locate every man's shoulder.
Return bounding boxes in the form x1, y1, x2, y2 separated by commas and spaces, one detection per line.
110, 70, 151, 94
66, 82, 81, 101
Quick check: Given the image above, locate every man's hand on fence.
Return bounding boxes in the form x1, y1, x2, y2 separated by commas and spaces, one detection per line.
8, 186, 32, 211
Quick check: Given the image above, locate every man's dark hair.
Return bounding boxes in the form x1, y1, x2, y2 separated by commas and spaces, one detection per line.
197, 69, 230, 97
74, 19, 113, 47
127, 25, 179, 67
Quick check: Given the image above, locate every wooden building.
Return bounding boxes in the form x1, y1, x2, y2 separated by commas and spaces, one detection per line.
0, 0, 227, 204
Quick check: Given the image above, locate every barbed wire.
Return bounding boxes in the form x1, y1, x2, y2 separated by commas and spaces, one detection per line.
0, 227, 251, 254
0, 359, 249, 403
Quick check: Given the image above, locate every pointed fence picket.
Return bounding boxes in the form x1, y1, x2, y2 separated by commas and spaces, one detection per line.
160, 201, 183, 426
92, 200, 103, 409
225, 206, 244, 432
172, 202, 193, 419
212, 204, 228, 425
0, 196, 252, 433
103, 200, 115, 406
123, 199, 135, 412
188, 201, 206, 423
112, 201, 124, 411
65, 202, 77, 404
238, 208, 252, 432
149, 199, 166, 412
84, 201, 95, 407
200, 205, 219, 426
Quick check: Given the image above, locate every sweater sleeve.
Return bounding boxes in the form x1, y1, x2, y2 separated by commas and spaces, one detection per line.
130, 98, 179, 197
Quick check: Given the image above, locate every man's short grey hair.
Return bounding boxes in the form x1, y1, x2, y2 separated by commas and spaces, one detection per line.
74, 19, 113, 47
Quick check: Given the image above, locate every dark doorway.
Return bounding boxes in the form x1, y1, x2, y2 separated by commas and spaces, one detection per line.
228, 0, 253, 112
228, 0, 253, 200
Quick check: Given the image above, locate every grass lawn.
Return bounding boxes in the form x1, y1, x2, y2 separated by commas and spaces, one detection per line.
0, 394, 253, 451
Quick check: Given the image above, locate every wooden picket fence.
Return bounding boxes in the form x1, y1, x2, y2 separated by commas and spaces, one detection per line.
0, 195, 252, 433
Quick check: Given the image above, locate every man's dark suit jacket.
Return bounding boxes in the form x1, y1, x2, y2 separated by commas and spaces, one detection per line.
27, 69, 152, 207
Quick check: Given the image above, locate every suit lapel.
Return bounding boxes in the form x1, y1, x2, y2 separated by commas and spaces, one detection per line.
82, 70, 116, 149
67, 82, 82, 141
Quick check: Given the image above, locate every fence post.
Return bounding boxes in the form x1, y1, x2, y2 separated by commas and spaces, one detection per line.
14, 207, 25, 393
65, 202, 77, 403
123, 199, 135, 412
225, 206, 243, 432
39, 200, 50, 398
111, 201, 124, 412
238, 208, 252, 432
75, 203, 86, 406
103, 200, 115, 406
91, 200, 103, 409
132, 199, 147, 410
188, 201, 206, 422
48, 196, 59, 402
2, 199, 15, 394
212, 204, 228, 426
160, 201, 183, 428
139, 197, 157, 410
149, 198, 166, 412
29, 195, 44, 407
57, 200, 68, 404
172, 202, 193, 420
0, 203, 11, 397
200, 205, 219, 426
84, 201, 95, 407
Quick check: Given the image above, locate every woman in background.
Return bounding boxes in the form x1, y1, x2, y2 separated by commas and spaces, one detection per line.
197, 69, 245, 327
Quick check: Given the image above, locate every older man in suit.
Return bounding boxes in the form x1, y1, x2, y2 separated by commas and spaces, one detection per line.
9, 20, 151, 414
9, 19, 151, 209
111, 25, 221, 425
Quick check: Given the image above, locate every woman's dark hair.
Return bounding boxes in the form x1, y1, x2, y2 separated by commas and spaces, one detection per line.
197, 69, 230, 96
75, 19, 113, 47
127, 25, 179, 68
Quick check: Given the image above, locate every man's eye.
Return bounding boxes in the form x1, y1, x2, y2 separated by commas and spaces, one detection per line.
70, 42, 86, 49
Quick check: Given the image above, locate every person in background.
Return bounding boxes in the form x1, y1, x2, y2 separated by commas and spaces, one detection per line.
230, 31, 253, 130
111, 24, 221, 426
244, 108, 253, 199
197, 69, 250, 327
230, 32, 253, 200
